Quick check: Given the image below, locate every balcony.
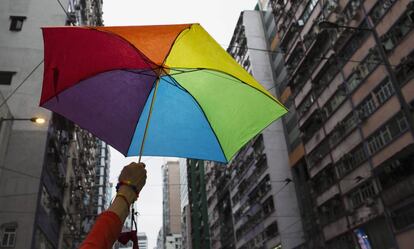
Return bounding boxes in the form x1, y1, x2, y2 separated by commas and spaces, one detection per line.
382, 174, 414, 206
378, 152, 414, 205
299, 108, 326, 142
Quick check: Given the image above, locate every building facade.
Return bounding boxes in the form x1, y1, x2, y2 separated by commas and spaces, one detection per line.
226, 10, 305, 249
162, 161, 182, 248
205, 161, 236, 249
67, 0, 103, 26
263, 0, 414, 248
186, 159, 211, 249
138, 232, 148, 249
0, 0, 68, 248
93, 140, 111, 216
165, 234, 182, 249
0, 0, 105, 249
179, 159, 192, 249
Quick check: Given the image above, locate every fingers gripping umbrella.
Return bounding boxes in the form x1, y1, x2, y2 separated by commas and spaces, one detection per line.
40, 24, 287, 163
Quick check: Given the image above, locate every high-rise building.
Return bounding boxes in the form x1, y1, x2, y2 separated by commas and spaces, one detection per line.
138, 232, 148, 249
67, 0, 103, 26
157, 228, 164, 249
263, 0, 414, 248
179, 159, 192, 249
0, 0, 68, 248
186, 159, 211, 249
0, 1, 105, 249
162, 161, 182, 248
205, 161, 236, 249
94, 140, 111, 215
226, 10, 305, 249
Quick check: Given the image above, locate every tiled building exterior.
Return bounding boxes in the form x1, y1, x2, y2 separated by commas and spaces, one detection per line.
261, 0, 414, 248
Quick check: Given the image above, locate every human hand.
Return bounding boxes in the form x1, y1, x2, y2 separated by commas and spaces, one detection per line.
118, 162, 147, 203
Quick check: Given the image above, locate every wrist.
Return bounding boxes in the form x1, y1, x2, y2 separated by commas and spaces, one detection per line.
118, 185, 137, 203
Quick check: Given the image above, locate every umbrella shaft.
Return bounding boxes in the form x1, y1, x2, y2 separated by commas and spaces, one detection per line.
138, 78, 160, 163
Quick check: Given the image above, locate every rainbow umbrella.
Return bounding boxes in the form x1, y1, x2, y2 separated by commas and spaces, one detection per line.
40, 24, 287, 163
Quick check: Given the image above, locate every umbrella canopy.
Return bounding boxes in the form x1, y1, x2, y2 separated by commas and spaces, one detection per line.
40, 24, 287, 163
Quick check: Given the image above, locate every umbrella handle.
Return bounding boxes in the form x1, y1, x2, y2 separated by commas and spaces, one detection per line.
138, 77, 160, 163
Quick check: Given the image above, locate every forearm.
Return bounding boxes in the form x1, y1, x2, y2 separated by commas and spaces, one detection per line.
79, 211, 122, 249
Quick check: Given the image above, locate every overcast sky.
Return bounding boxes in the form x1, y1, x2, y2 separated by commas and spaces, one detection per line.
103, 0, 257, 247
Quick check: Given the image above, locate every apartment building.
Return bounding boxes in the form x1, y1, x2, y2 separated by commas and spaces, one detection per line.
186, 159, 211, 249
0, 0, 105, 248
138, 232, 148, 249
226, 10, 305, 249
162, 161, 182, 249
93, 140, 111, 216
265, 0, 414, 248
179, 159, 192, 249
205, 161, 236, 249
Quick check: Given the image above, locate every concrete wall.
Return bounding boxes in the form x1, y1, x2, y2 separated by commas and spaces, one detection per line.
0, 130, 48, 249
243, 10, 305, 249
0, 0, 68, 247
167, 161, 181, 235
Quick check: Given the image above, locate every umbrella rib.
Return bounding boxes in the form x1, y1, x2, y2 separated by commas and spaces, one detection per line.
170, 67, 288, 112
167, 75, 228, 162
122, 68, 160, 77
40, 68, 158, 105
87, 27, 158, 70
160, 25, 193, 69
167, 68, 203, 76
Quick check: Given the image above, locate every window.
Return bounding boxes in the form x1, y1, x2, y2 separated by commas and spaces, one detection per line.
349, 181, 376, 208
367, 128, 390, 154
0, 71, 15, 85
336, 21, 370, 64
392, 201, 414, 230
329, 112, 359, 146
358, 95, 376, 118
319, 196, 344, 225
374, 79, 394, 104
378, 155, 414, 190
312, 164, 336, 194
348, 50, 381, 92
381, 9, 414, 52
367, 113, 409, 155
370, 0, 395, 24
308, 139, 330, 168
336, 144, 367, 177
265, 222, 279, 239
301, 0, 319, 23
252, 135, 264, 154
324, 91, 346, 117
262, 196, 275, 216
1, 225, 16, 247
297, 92, 315, 115
9, 16, 26, 31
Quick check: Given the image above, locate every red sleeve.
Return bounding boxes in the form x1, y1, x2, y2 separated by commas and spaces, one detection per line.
79, 211, 123, 249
